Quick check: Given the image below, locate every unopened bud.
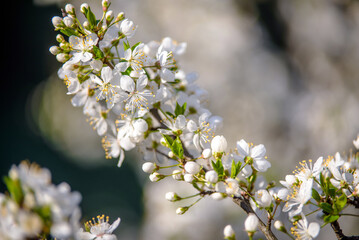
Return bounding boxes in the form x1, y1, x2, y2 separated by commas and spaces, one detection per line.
211, 135, 227, 158
168, 151, 174, 158
244, 213, 259, 233
115, 12, 125, 22
202, 148, 212, 159
102, 0, 110, 11
142, 162, 156, 173
52, 16, 63, 28
63, 16, 74, 27
80, 3, 89, 14
176, 206, 188, 215
184, 162, 201, 175
83, 21, 90, 30
184, 173, 194, 183
56, 34, 65, 43
223, 225, 235, 239
274, 220, 287, 233
211, 192, 226, 200
149, 172, 163, 182
165, 192, 180, 202
172, 170, 182, 181
105, 10, 114, 22
65, 4, 75, 15
49, 46, 60, 55
205, 170, 218, 183
56, 53, 69, 63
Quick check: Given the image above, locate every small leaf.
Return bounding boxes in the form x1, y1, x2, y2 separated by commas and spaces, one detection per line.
320, 202, 334, 214
3, 176, 23, 205
312, 188, 321, 202
131, 42, 142, 51
172, 137, 184, 159
123, 41, 130, 51
86, 7, 97, 27
328, 188, 336, 198
161, 134, 174, 147
92, 46, 104, 59
334, 194, 347, 214
230, 160, 237, 178
323, 214, 339, 223
60, 28, 77, 37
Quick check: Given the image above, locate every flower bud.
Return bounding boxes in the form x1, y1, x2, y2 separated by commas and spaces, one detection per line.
142, 162, 156, 173
115, 12, 125, 22
202, 148, 212, 159
184, 162, 201, 175
80, 3, 89, 14
211, 135, 227, 155
83, 21, 90, 30
102, 0, 110, 11
211, 192, 226, 200
244, 214, 259, 233
52, 16, 63, 28
56, 34, 65, 43
65, 4, 75, 15
205, 170, 218, 183
255, 189, 272, 208
149, 172, 163, 182
168, 151, 174, 158
223, 225, 235, 239
172, 170, 182, 181
165, 192, 180, 202
176, 207, 188, 215
184, 173, 194, 183
105, 10, 114, 22
63, 16, 74, 27
56, 53, 69, 63
274, 220, 287, 233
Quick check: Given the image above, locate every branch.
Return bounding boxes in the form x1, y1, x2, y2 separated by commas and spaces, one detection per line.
330, 220, 359, 240
232, 197, 278, 240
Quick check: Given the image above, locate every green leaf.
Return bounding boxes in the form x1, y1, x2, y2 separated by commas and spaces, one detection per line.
172, 137, 184, 159
212, 159, 224, 177
92, 46, 104, 59
3, 176, 23, 205
123, 41, 130, 51
323, 214, 339, 223
60, 28, 77, 37
328, 188, 336, 198
166, 112, 175, 119
312, 188, 321, 202
230, 160, 241, 178
320, 202, 334, 214
174, 102, 187, 117
161, 134, 174, 147
334, 194, 347, 213
86, 7, 97, 27
131, 42, 142, 51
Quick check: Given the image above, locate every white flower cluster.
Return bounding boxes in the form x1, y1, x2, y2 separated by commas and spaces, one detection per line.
49, 1, 359, 240
0, 161, 81, 240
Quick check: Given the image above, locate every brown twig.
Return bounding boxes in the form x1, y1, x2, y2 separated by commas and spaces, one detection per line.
330, 220, 359, 240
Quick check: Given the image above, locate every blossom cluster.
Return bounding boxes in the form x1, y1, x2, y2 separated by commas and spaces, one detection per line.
48, 1, 359, 239
0, 161, 81, 239
0, 161, 122, 240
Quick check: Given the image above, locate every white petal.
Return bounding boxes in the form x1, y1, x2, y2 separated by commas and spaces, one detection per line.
120, 75, 135, 92
175, 115, 186, 130
101, 66, 113, 83
187, 120, 198, 132
115, 62, 129, 73
136, 75, 148, 91
308, 222, 320, 238
236, 139, 249, 157
96, 119, 108, 136
107, 218, 121, 234
160, 68, 175, 81
251, 144, 266, 159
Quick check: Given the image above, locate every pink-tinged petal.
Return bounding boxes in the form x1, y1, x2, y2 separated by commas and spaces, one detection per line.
120, 75, 135, 92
